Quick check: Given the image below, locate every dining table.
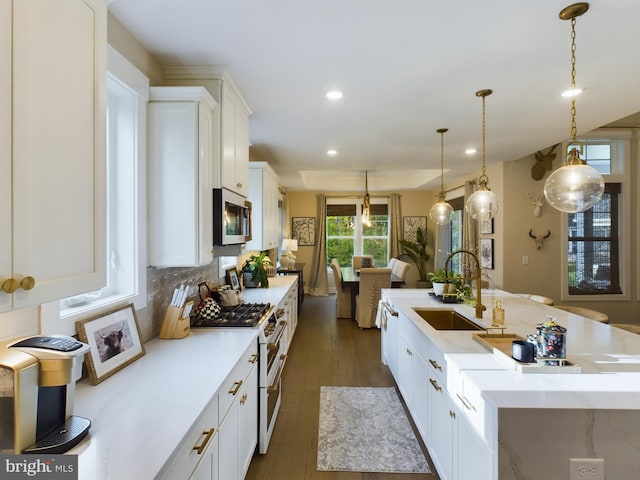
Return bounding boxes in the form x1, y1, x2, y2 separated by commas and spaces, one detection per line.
340, 267, 405, 320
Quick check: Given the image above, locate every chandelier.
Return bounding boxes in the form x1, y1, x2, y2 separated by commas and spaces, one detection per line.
544, 2, 604, 213
429, 128, 454, 225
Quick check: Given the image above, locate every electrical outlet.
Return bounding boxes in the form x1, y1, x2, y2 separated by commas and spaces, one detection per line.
569, 458, 604, 480
522, 255, 528, 265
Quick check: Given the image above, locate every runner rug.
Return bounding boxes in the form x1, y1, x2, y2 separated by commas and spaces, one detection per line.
317, 386, 430, 473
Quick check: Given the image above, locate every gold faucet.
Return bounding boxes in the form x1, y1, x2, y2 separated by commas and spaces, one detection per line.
444, 249, 486, 319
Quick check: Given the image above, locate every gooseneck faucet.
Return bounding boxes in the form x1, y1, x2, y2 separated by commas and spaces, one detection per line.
444, 249, 486, 319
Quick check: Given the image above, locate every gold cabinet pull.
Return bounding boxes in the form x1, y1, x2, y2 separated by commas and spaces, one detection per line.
228, 380, 243, 396
248, 353, 258, 364
193, 428, 215, 455
456, 393, 476, 411
449, 410, 456, 419
2, 278, 19, 294
20, 276, 36, 291
429, 378, 442, 392
236, 182, 243, 188
429, 359, 442, 371
240, 393, 248, 405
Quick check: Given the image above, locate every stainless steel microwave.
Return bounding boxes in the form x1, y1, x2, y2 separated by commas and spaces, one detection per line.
213, 188, 252, 245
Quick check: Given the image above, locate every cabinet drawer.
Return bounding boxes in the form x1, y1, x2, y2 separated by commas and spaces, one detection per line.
158, 394, 219, 480
425, 342, 447, 387
454, 373, 496, 446
219, 341, 258, 420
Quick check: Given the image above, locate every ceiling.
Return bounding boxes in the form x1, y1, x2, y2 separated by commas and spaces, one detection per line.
108, 0, 640, 192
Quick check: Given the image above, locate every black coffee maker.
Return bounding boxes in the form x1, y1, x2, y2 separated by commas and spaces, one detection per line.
0, 335, 91, 454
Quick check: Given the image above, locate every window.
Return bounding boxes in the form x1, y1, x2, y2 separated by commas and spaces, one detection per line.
59, 46, 148, 319
326, 199, 389, 267
568, 184, 621, 294
435, 196, 465, 272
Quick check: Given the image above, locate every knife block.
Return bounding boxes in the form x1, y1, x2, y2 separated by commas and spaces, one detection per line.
159, 303, 192, 339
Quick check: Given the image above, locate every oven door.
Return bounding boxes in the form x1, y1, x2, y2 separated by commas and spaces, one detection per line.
259, 352, 287, 454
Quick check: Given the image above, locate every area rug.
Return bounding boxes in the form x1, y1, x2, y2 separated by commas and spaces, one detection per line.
317, 386, 430, 473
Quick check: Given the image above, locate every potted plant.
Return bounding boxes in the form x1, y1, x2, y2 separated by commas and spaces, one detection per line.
427, 268, 449, 296
242, 252, 272, 288
399, 227, 430, 287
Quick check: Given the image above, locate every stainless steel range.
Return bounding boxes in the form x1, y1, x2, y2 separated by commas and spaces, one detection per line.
191, 302, 287, 454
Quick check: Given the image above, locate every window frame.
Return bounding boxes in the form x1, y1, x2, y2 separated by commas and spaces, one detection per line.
560, 129, 631, 302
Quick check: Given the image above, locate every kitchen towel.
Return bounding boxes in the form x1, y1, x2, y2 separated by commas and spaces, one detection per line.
317, 386, 430, 473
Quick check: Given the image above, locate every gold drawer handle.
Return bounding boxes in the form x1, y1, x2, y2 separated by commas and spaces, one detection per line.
449, 410, 456, 419
193, 428, 215, 455
429, 359, 442, 371
248, 354, 258, 364
228, 380, 243, 396
236, 182, 243, 188
429, 378, 442, 392
240, 393, 248, 405
456, 393, 476, 411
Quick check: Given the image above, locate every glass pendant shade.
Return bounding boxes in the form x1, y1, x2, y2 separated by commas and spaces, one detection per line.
466, 186, 500, 223
543, 161, 604, 213
430, 198, 454, 225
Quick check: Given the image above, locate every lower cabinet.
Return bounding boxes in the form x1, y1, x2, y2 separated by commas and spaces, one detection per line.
191, 433, 219, 480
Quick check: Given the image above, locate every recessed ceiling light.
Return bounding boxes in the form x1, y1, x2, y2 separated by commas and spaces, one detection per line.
561, 87, 583, 98
465, 148, 477, 155
326, 90, 343, 100
327, 149, 338, 156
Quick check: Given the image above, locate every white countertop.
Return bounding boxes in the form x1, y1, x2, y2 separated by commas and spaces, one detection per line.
72, 275, 296, 480
383, 288, 640, 409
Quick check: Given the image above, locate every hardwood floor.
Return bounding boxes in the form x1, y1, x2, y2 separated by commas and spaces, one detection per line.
246, 295, 440, 480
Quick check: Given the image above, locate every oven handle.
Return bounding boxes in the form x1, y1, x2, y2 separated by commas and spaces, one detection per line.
267, 354, 287, 393
267, 320, 288, 351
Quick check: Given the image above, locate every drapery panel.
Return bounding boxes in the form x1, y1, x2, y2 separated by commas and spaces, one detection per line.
308, 194, 329, 296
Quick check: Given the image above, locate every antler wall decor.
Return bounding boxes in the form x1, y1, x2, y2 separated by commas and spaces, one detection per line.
531, 144, 559, 180
529, 229, 551, 250
526, 192, 545, 217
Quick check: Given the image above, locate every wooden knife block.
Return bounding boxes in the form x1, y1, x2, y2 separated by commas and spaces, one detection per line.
159, 304, 191, 339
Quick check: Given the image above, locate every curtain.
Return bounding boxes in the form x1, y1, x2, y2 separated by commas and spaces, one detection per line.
308, 194, 329, 296
389, 193, 401, 258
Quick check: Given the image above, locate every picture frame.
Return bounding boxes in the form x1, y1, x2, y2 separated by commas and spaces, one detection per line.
479, 238, 494, 270
403, 216, 427, 242
292, 216, 316, 246
76, 303, 145, 385
480, 217, 494, 235
226, 267, 241, 291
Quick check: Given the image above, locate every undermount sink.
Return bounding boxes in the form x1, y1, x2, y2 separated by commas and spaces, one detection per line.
412, 308, 483, 331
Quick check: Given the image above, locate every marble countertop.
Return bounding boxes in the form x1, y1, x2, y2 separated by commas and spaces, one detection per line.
382, 288, 640, 409
71, 275, 296, 480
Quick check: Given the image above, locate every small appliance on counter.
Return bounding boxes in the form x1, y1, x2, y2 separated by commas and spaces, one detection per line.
0, 335, 90, 454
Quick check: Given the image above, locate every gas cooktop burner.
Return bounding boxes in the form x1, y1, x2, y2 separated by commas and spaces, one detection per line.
191, 302, 272, 328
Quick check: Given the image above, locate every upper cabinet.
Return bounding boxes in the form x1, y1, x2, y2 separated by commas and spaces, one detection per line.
245, 162, 280, 252
0, 0, 107, 313
148, 86, 217, 267
164, 67, 252, 197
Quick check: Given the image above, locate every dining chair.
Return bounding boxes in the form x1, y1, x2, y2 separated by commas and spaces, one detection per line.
330, 259, 352, 319
355, 268, 391, 328
392, 260, 411, 285
515, 293, 555, 306
353, 255, 374, 270
388, 258, 399, 271
554, 305, 609, 323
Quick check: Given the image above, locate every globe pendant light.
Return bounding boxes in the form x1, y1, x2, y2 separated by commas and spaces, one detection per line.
466, 89, 500, 223
361, 170, 372, 227
429, 128, 454, 225
544, 2, 604, 213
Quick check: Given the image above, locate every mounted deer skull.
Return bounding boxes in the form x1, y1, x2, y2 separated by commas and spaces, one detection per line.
529, 229, 551, 250
526, 192, 545, 217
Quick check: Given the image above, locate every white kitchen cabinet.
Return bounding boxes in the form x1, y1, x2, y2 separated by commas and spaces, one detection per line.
427, 360, 455, 480
245, 162, 280, 252
148, 86, 217, 267
0, 0, 107, 313
164, 67, 251, 198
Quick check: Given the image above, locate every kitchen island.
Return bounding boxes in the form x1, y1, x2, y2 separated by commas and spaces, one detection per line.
381, 288, 640, 480
71, 276, 296, 480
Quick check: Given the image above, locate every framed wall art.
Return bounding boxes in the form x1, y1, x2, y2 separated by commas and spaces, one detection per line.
292, 217, 316, 246
403, 216, 427, 242
226, 267, 240, 290
76, 303, 145, 385
480, 217, 494, 235
479, 238, 494, 270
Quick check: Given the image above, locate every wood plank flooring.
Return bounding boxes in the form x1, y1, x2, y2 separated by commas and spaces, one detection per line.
246, 295, 440, 480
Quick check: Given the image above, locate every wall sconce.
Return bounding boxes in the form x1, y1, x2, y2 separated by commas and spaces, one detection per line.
466, 89, 500, 222
543, 2, 604, 213
429, 128, 454, 225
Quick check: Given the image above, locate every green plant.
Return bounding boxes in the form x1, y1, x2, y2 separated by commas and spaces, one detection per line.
399, 227, 430, 281
427, 268, 448, 283
242, 252, 272, 288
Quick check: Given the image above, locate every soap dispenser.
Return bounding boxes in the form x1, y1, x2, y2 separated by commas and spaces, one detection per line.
492, 300, 505, 326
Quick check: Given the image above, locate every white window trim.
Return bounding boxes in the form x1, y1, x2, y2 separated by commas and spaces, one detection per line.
42, 46, 149, 336
560, 129, 631, 302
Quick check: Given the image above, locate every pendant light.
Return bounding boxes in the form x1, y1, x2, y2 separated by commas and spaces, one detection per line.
544, 2, 604, 213
429, 128, 454, 225
466, 89, 500, 222
361, 170, 372, 227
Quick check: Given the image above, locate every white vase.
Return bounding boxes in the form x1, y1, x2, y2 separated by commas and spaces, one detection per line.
432, 282, 448, 296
